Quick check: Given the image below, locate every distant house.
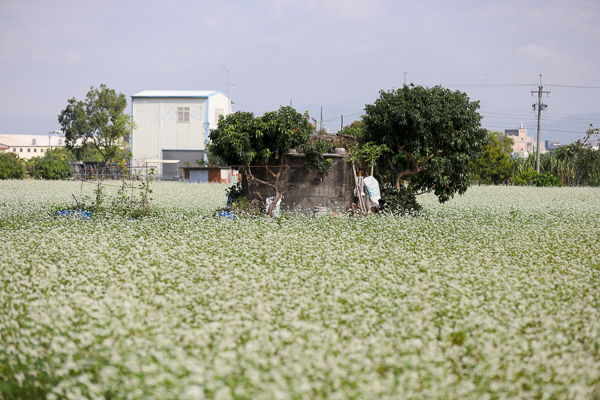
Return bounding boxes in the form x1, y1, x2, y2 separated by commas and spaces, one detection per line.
130, 90, 232, 180
545, 140, 561, 151
0, 134, 68, 159
504, 124, 535, 158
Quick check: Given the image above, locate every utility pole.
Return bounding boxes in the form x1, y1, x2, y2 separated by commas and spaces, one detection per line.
340, 115, 344, 148
531, 73, 550, 173
320, 106, 323, 134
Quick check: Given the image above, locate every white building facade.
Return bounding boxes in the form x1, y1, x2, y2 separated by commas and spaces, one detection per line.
130, 90, 231, 180
0, 133, 68, 160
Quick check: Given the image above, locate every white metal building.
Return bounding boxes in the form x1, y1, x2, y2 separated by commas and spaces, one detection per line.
130, 90, 231, 180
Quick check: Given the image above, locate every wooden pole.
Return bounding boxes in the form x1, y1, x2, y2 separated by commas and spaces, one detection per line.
352, 162, 366, 213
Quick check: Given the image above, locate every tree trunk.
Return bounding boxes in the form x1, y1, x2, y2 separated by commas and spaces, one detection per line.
267, 192, 282, 217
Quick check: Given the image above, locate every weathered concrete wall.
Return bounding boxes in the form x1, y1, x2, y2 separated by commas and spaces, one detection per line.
241, 153, 354, 214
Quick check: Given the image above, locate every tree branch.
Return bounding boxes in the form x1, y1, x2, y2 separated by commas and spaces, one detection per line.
415, 184, 436, 196
397, 170, 420, 180
397, 144, 419, 171
418, 143, 442, 170
386, 155, 396, 172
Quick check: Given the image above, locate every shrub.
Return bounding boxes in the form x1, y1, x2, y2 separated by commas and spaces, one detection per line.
0, 152, 25, 179
378, 183, 422, 216
30, 156, 73, 180
223, 182, 262, 216
532, 172, 562, 187
513, 168, 562, 187
303, 140, 333, 173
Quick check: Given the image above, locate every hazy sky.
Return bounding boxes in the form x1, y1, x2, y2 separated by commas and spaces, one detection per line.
1, 0, 599, 142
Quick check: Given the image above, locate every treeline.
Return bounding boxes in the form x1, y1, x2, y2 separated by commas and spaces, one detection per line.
470, 128, 600, 187
0, 145, 103, 180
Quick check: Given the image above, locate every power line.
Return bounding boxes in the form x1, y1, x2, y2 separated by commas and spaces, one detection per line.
549, 84, 600, 90
406, 72, 538, 76
323, 111, 362, 123
420, 83, 533, 88
539, 127, 591, 134
481, 125, 588, 134
544, 73, 597, 80
481, 111, 600, 123
409, 82, 600, 90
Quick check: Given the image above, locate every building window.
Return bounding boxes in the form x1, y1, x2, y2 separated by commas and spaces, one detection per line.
58, 139, 63, 145
215, 108, 224, 123
177, 107, 190, 123
28, 148, 31, 152
13, 148, 16, 152
34, 148, 37, 152
40, 149, 44, 153
20, 148, 23, 152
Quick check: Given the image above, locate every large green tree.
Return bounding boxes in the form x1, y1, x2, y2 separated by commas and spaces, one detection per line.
363, 85, 488, 203
58, 84, 134, 163
208, 106, 314, 215
470, 131, 514, 184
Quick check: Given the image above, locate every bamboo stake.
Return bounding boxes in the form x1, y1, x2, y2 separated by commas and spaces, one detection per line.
352, 162, 366, 214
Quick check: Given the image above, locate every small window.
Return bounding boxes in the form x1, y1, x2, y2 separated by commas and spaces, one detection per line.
13, 148, 16, 152
40, 149, 44, 153
177, 107, 190, 123
58, 139, 63, 145
215, 108, 224, 123
28, 148, 31, 152
34, 148, 37, 152
20, 148, 23, 152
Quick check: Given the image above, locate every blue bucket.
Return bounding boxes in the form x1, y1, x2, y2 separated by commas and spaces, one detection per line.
54, 210, 92, 219
218, 211, 236, 220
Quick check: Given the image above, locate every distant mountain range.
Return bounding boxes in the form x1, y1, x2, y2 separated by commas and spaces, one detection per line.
539, 113, 600, 145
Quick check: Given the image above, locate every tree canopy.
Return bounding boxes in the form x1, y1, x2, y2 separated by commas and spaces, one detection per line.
208, 106, 312, 166
208, 106, 316, 215
58, 84, 134, 163
363, 85, 488, 203
470, 131, 514, 184
341, 119, 365, 137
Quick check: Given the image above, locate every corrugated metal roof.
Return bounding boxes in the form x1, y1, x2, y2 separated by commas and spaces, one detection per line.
0, 134, 84, 147
131, 90, 220, 98
0, 135, 30, 147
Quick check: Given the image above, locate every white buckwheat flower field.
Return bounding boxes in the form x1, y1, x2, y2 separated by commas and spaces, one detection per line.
1, 180, 599, 400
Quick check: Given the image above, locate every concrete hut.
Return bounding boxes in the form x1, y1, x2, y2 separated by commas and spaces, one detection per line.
241, 148, 355, 214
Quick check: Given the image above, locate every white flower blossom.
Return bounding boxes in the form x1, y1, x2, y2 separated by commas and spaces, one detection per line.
0, 181, 599, 399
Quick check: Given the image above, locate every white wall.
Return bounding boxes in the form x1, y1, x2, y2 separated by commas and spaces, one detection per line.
207, 92, 231, 134
131, 97, 208, 167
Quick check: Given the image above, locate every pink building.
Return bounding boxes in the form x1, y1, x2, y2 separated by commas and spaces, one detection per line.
504, 124, 533, 157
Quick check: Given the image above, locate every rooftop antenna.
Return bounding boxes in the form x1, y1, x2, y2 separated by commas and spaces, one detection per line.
220, 61, 235, 113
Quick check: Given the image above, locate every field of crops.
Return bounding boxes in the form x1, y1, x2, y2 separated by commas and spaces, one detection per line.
1, 180, 599, 400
